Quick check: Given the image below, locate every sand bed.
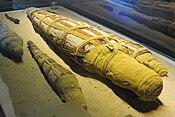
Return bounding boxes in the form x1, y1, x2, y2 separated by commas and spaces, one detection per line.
0, 6, 175, 117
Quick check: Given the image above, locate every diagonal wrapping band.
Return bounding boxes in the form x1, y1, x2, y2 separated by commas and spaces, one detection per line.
132, 48, 151, 58
60, 25, 92, 46
75, 35, 110, 54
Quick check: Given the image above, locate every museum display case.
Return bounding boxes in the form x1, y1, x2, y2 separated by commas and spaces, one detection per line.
0, 0, 175, 117
66, 0, 175, 58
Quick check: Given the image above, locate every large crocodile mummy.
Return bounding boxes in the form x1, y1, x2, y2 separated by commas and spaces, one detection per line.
26, 7, 166, 101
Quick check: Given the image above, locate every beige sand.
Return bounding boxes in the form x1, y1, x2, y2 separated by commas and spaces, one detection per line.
0, 6, 175, 117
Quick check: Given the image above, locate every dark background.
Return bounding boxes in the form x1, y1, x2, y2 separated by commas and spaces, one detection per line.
0, 0, 98, 11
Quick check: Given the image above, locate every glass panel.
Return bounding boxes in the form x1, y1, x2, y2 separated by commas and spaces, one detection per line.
66, 0, 175, 58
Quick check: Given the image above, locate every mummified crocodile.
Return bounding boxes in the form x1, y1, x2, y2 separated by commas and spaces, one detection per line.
26, 7, 166, 101
0, 20, 23, 62
115, 0, 175, 20
27, 40, 87, 109
119, 10, 175, 39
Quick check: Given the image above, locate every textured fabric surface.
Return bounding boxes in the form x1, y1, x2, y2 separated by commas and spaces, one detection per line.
27, 7, 165, 101
27, 41, 87, 109
0, 20, 23, 61
84, 43, 163, 101
108, 34, 168, 76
